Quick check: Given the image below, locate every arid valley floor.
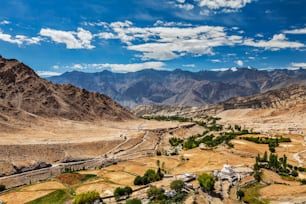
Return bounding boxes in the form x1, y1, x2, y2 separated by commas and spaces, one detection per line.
0, 108, 306, 204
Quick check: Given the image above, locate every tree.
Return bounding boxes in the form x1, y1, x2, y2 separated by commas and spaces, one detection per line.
126, 198, 142, 204
170, 180, 185, 192
0, 184, 5, 192
124, 186, 133, 196
144, 169, 160, 183
156, 160, 160, 168
73, 191, 100, 204
134, 175, 143, 185
236, 189, 245, 200
147, 186, 165, 200
114, 186, 133, 200
291, 170, 298, 177
282, 154, 287, 170
263, 151, 268, 162
254, 171, 262, 182
197, 173, 215, 193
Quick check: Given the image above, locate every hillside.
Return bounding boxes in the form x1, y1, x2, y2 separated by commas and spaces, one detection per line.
132, 84, 306, 117
48, 68, 306, 106
0, 56, 135, 124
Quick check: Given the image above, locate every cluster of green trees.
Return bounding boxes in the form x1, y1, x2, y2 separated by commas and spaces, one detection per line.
169, 137, 184, 146
242, 136, 291, 153
254, 151, 300, 183
134, 169, 164, 185
142, 115, 192, 122
114, 186, 133, 200
147, 180, 187, 203
73, 191, 100, 204
170, 130, 250, 150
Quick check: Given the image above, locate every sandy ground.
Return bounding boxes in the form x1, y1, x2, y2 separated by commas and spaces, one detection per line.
0, 119, 186, 145
217, 108, 306, 133
0, 190, 54, 204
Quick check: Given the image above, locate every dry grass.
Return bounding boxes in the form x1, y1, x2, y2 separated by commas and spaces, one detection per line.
20, 181, 66, 191
260, 184, 306, 200
0, 190, 54, 204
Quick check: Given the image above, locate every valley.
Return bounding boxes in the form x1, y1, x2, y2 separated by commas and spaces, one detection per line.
0, 56, 306, 204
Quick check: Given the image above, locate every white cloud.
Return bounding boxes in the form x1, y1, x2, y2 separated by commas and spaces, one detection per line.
176, 0, 186, 3
0, 20, 10, 25
196, 0, 253, 11
255, 33, 264, 38
96, 32, 116, 39
183, 64, 196, 67
176, 3, 194, 11
153, 20, 192, 27
284, 28, 306, 35
99, 22, 244, 60
211, 59, 221, 63
58, 61, 165, 73
290, 62, 306, 69
244, 34, 304, 51
0, 30, 41, 45
36, 71, 62, 77
39, 27, 94, 49
211, 67, 230, 71
236, 60, 244, 66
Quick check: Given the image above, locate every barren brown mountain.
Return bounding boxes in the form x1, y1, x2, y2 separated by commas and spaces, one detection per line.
0, 56, 135, 125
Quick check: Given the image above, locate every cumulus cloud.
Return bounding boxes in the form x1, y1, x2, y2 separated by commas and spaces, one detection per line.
176, 3, 194, 11
236, 60, 244, 66
284, 28, 306, 35
36, 71, 62, 77
0, 30, 41, 45
57, 61, 165, 72
39, 27, 94, 49
211, 59, 221, 63
0, 20, 10, 25
244, 34, 304, 51
153, 20, 192, 27
290, 62, 306, 69
196, 0, 253, 11
96, 22, 244, 60
183, 64, 196, 67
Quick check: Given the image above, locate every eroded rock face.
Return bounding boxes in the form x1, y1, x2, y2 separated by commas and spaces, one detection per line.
0, 56, 135, 122
0, 161, 16, 176
132, 85, 306, 117
220, 84, 306, 110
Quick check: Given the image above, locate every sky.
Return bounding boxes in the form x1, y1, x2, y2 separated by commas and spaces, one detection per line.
0, 0, 306, 76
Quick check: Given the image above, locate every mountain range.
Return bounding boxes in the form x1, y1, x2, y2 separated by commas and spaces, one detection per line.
48, 68, 306, 107
0, 56, 134, 125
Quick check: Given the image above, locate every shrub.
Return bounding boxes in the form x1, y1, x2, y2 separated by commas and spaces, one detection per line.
114, 186, 133, 200
170, 180, 185, 192
73, 191, 100, 204
147, 186, 165, 200
134, 169, 162, 185
126, 198, 142, 204
0, 184, 5, 192
197, 173, 215, 193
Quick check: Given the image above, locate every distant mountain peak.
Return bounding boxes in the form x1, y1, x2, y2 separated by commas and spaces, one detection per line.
48, 67, 306, 107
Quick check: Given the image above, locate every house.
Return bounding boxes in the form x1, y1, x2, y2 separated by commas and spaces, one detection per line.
217, 164, 238, 183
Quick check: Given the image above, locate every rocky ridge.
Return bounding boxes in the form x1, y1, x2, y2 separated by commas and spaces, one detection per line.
48, 68, 306, 107
0, 56, 135, 124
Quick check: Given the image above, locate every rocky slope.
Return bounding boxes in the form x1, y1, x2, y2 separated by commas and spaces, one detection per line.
0, 56, 135, 123
48, 68, 306, 106
132, 84, 306, 117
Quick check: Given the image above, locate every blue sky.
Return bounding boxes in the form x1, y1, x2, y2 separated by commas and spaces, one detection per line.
0, 0, 306, 76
